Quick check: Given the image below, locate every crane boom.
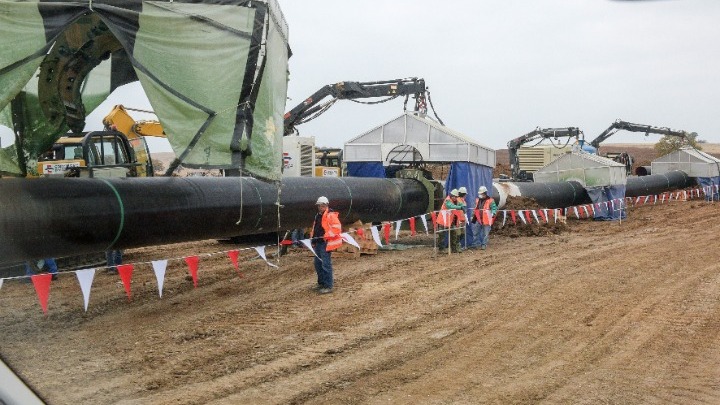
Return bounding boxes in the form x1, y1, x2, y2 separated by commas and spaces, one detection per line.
283, 78, 428, 136
507, 127, 582, 180
589, 119, 691, 149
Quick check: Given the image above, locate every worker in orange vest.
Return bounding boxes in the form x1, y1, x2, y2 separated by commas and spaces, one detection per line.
471, 186, 497, 250
439, 189, 465, 252
310, 196, 343, 294
457, 186, 468, 248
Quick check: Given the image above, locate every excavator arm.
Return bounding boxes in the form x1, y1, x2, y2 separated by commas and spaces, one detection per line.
102, 105, 167, 139
589, 119, 691, 149
283, 78, 428, 136
507, 127, 582, 180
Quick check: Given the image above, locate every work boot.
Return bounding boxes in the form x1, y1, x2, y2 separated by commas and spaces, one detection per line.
318, 288, 333, 294
481, 245, 486, 250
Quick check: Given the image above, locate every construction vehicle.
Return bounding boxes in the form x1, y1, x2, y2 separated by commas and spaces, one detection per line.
283, 77, 440, 136
281, 136, 342, 177
588, 119, 692, 175
36, 105, 166, 178
506, 127, 584, 181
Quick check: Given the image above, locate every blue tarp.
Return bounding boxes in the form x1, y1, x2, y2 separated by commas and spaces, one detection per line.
696, 176, 720, 201
346, 162, 385, 178
445, 162, 494, 248
586, 185, 627, 221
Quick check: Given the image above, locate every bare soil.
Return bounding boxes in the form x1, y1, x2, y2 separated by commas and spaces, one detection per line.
2, 198, 720, 404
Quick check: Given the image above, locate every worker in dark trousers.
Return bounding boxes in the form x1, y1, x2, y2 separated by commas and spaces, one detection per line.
310, 196, 343, 294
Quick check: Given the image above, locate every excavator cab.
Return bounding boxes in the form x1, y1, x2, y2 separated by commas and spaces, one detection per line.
37, 131, 144, 178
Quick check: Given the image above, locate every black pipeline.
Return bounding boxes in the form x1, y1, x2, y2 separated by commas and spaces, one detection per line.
491, 170, 694, 208
0, 176, 430, 265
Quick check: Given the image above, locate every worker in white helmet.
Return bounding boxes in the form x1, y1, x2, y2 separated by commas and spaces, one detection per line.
309, 196, 343, 294
471, 186, 497, 250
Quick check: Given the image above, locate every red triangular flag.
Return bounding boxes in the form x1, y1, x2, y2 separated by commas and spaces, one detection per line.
409, 217, 416, 236
356, 227, 365, 238
184, 256, 199, 287
430, 212, 437, 229
510, 210, 517, 225
524, 210, 532, 224
227, 250, 243, 278
31, 273, 52, 315
538, 209, 546, 223
382, 223, 391, 245
117, 264, 134, 301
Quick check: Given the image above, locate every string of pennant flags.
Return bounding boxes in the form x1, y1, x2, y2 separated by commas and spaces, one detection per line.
1, 184, 716, 315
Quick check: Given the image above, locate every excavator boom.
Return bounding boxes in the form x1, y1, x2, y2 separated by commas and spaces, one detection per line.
507, 127, 582, 180
589, 119, 691, 149
283, 78, 428, 136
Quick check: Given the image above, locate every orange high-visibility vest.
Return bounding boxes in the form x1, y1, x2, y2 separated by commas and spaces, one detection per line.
311, 209, 343, 251
474, 197, 495, 225
456, 197, 467, 224
438, 196, 455, 227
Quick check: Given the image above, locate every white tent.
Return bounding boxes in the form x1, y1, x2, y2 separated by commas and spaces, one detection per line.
534, 151, 626, 187
652, 147, 720, 177
343, 112, 495, 167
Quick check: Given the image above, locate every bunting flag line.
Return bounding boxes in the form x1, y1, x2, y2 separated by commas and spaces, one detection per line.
531, 210, 540, 224
31, 273, 52, 315
184, 255, 200, 287
370, 226, 383, 247
254, 246, 278, 268
537, 209, 546, 223
543, 209, 550, 223
299, 239, 319, 258
420, 214, 429, 234
226, 250, 243, 278
590, 204, 596, 215
117, 264, 134, 301
341, 233, 361, 249
75, 268, 96, 312
582, 205, 589, 218
152, 260, 168, 297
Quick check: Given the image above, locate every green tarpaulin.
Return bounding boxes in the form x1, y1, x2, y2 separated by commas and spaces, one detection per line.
0, 0, 289, 180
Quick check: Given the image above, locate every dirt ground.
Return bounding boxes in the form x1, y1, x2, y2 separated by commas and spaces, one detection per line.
1, 198, 720, 404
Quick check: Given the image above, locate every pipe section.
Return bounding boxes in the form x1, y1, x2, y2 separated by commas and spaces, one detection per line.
492, 180, 590, 209
0, 176, 429, 265
625, 170, 693, 197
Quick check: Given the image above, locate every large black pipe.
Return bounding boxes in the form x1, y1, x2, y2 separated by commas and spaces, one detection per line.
0, 176, 429, 265
491, 170, 694, 208
625, 170, 694, 197
492, 180, 590, 208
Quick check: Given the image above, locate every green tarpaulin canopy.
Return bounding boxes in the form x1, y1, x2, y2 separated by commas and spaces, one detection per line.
0, 0, 289, 180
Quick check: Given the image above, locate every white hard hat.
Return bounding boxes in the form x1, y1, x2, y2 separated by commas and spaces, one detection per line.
450, 189, 459, 197
316, 196, 329, 205
478, 186, 488, 195
458, 187, 467, 194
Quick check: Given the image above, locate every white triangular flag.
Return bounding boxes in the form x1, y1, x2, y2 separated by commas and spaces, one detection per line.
0, 278, 4, 291
420, 214, 429, 234
75, 268, 96, 312
440, 210, 448, 225
611, 199, 615, 210
554, 209, 558, 223
341, 232, 361, 249
531, 210, 539, 223
573, 206, 580, 219
395, 220, 402, 240
543, 209, 549, 223
502, 210, 507, 227
299, 239, 319, 258
254, 246, 278, 268
518, 210, 527, 224
151, 260, 168, 298
370, 226, 383, 247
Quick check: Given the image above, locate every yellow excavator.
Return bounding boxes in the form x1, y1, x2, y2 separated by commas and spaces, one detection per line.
36, 105, 166, 178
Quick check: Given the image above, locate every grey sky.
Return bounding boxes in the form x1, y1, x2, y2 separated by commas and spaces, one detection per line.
2, 0, 718, 154
279, 0, 720, 150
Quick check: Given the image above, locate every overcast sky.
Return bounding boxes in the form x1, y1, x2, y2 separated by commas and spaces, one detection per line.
278, 0, 720, 150
3, 0, 719, 154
